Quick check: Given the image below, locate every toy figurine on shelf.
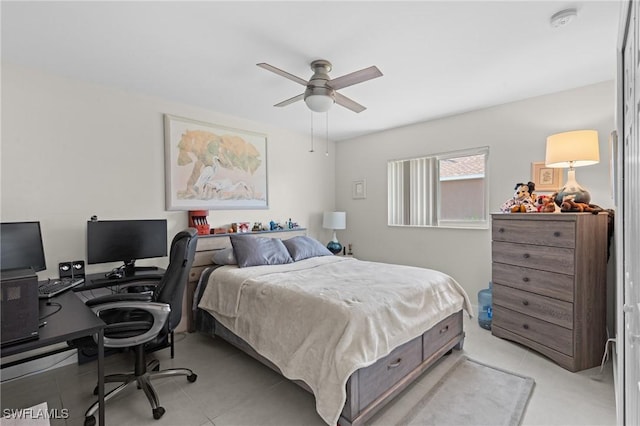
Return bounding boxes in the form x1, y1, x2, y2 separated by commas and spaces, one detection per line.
252, 222, 262, 232
348, 244, 353, 256
269, 220, 283, 231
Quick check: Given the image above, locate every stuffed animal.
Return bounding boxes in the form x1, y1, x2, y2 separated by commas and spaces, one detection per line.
560, 198, 603, 214
500, 181, 537, 213
535, 194, 558, 213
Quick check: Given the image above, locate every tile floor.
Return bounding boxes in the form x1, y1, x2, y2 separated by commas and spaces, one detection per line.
0, 315, 616, 426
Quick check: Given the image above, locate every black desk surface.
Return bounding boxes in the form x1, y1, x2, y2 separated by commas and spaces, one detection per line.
1, 291, 105, 358
75, 268, 166, 291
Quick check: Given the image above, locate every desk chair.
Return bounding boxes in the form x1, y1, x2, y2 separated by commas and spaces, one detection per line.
82, 228, 198, 426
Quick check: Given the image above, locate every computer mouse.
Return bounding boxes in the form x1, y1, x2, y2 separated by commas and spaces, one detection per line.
105, 271, 123, 279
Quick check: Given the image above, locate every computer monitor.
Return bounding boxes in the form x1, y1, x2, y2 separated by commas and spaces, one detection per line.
1, 221, 47, 272
87, 219, 167, 276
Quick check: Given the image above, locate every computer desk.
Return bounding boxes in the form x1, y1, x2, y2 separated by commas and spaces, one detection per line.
0, 290, 106, 425
75, 268, 166, 292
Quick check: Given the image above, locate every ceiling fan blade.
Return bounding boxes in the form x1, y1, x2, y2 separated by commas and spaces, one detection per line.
257, 63, 308, 86
274, 93, 304, 107
329, 66, 383, 90
335, 92, 366, 113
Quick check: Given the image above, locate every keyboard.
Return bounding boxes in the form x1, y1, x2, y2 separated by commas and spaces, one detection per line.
38, 277, 85, 298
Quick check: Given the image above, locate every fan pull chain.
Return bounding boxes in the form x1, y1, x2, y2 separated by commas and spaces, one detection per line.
309, 111, 314, 152
325, 112, 329, 156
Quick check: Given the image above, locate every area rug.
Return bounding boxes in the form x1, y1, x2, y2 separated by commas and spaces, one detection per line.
398, 356, 535, 426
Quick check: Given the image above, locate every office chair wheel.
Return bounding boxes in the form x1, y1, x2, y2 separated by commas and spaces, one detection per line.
187, 373, 197, 383
153, 406, 165, 419
84, 415, 96, 426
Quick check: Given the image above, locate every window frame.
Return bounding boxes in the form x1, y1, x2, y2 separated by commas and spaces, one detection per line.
387, 146, 489, 230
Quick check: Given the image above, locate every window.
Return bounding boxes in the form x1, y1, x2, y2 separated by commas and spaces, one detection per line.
387, 147, 488, 228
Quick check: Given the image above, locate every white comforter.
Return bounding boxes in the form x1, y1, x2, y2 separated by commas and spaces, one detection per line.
197, 256, 472, 425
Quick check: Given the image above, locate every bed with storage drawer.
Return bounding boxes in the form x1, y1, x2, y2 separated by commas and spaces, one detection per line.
186, 230, 471, 426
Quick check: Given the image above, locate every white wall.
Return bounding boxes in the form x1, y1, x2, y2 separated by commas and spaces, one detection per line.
1, 63, 336, 280
335, 80, 615, 304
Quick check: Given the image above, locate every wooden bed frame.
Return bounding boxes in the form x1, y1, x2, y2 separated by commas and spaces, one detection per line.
185, 230, 465, 426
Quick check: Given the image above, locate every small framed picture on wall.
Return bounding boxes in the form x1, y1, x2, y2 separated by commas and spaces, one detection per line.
531, 162, 563, 192
352, 179, 366, 199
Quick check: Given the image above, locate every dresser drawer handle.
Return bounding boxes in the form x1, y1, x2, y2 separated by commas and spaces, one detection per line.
553, 231, 561, 237
522, 300, 529, 306
498, 228, 505, 233
387, 358, 402, 369
523, 253, 530, 259
523, 324, 530, 330
522, 277, 530, 283
439, 325, 449, 334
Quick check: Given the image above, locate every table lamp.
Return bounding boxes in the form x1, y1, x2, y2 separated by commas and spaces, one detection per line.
322, 211, 346, 254
545, 130, 599, 206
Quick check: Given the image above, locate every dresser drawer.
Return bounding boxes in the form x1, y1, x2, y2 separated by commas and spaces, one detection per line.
493, 283, 573, 329
493, 305, 573, 356
492, 218, 575, 248
358, 336, 422, 409
492, 263, 574, 302
492, 241, 574, 275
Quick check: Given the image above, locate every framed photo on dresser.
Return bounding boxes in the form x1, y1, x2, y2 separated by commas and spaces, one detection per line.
531, 161, 562, 192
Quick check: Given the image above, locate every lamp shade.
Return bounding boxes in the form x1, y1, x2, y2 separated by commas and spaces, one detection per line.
545, 130, 600, 168
322, 211, 346, 230
305, 95, 335, 113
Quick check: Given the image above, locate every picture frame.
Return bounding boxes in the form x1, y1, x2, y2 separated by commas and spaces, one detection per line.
352, 179, 366, 199
531, 161, 563, 192
164, 114, 268, 210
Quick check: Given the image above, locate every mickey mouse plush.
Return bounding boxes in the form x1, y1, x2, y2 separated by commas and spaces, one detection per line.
500, 181, 537, 213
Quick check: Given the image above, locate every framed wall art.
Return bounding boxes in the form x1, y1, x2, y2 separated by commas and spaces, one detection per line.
352, 179, 366, 199
164, 114, 268, 210
531, 161, 563, 192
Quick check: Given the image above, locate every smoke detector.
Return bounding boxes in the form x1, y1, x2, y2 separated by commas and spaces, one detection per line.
550, 8, 578, 28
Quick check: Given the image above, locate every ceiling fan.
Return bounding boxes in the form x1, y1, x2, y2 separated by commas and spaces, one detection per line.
257, 59, 383, 113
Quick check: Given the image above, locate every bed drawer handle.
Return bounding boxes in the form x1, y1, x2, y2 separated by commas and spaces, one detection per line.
553, 231, 561, 237
522, 253, 530, 259
439, 325, 449, 334
522, 277, 530, 283
523, 324, 530, 330
522, 300, 529, 306
498, 228, 505, 233
387, 358, 402, 369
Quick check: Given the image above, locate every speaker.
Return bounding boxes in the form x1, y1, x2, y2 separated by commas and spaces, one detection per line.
72, 260, 85, 277
1, 268, 39, 347
59, 262, 72, 278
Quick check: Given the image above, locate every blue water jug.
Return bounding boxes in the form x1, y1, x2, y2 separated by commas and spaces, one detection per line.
477, 282, 492, 330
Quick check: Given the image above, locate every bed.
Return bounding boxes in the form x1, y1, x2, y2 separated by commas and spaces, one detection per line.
186, 230, 472, 426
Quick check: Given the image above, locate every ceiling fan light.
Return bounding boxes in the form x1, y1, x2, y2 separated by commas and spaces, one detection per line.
305, 94, 334, 113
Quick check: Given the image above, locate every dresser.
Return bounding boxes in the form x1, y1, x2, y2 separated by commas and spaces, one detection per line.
491, 212, 608, 372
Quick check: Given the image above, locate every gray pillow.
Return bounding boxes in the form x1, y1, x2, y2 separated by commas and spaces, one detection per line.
212, 247, 237, 265
282, 236, 333, 261
230, 235, 293, 268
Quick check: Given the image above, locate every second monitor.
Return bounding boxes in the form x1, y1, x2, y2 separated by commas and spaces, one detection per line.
87, 219, 167, 277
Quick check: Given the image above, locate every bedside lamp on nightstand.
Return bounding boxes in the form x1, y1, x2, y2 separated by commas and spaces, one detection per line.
323, 211, 346, 254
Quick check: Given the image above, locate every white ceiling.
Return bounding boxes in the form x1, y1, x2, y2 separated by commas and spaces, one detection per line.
1, 1, 621, 141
